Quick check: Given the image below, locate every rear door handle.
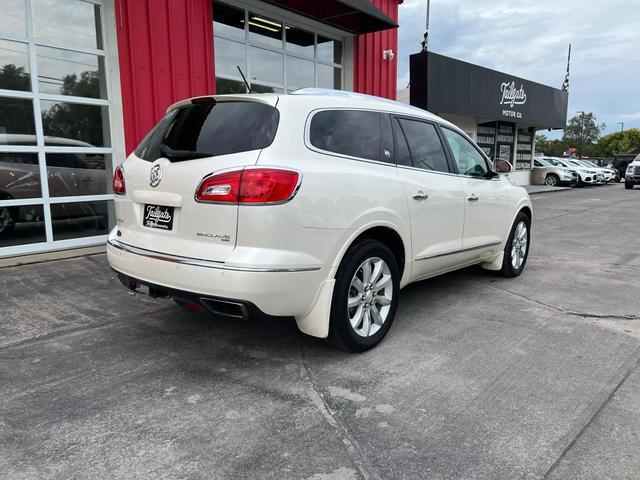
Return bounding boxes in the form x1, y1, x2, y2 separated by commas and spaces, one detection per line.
412, 191, 428, 201
467, 194, 479, 202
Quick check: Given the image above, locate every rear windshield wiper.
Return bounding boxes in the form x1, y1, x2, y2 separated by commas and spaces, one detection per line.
159, 143, 211, 161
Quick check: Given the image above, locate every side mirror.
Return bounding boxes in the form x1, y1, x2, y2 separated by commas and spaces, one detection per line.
494, 159, 513, 174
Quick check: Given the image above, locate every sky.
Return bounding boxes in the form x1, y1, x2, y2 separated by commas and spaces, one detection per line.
397, 0, 640, 139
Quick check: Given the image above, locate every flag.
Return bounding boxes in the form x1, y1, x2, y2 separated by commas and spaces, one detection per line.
562, 44, 571, 91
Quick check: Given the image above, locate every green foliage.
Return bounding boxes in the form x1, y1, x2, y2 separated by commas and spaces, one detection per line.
596, 129, 640, 157
563, 112, 605, 145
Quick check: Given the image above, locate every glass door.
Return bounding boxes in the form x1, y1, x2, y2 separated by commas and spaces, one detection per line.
0, 0, 117, 257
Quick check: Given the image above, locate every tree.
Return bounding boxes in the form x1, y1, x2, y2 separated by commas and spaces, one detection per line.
562, 112, 605, 158
534, 134, 568, 157
596, 129, 640, 157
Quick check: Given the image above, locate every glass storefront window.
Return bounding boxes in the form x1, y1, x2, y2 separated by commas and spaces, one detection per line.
0, 0, 27, 37
249, 46, 283, 84
0, 204, 46, 248
213, 3, 245, 40
0, 0, 115, 255
287, 56, 314, 89
214, 37, 246, 77
317, 36, 342, 64
248, 12, 283, 49
41, 101, 110, 147
0, 153, 41, 199
213, 2, 344, 95
0, 97, 36, 143
51, 200, 112, 241
46, 153, 112, 197
32, 0, 103, 50
36, 46, 107, 99
215, 77, 247, 94
0, 40, 31, 91
317, 64, 341, 89
286, 27, 314, 57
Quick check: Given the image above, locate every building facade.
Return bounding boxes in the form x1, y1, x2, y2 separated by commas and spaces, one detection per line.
402, 51, 568, 186
0, 0, 401, 258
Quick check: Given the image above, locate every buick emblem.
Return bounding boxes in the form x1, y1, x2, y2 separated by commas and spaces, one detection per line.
149, 164, 162, 187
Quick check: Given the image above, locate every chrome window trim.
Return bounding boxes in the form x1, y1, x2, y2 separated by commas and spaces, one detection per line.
415, 241, 502, 261
108, 238, 321, 272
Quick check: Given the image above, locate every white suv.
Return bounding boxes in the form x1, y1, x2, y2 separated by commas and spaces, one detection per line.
107, 90, 532, 351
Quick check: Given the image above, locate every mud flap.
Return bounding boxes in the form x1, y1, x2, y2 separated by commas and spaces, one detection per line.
295, 279, 335, 338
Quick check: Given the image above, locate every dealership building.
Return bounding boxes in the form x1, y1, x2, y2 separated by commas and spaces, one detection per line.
0, 0, 401, 258
399, 51, 569, 185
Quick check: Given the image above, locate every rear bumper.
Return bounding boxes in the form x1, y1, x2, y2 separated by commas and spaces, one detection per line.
107, 238, 326, 318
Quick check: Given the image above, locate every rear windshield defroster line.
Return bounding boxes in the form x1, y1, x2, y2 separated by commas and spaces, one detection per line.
134, 101, 280, 162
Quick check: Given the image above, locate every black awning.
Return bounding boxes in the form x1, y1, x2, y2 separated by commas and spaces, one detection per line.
262, 0, 397, 34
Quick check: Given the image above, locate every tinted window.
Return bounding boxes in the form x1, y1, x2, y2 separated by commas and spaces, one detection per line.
310, 110, 381, 161
442, 128, 489, 177
397, 119, 449, 173
135, 101, 279, 162
393, 118, 411, 167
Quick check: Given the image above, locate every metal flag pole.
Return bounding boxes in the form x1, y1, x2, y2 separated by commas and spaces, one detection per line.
421, 0, 431, 52
562, 43, 571, 91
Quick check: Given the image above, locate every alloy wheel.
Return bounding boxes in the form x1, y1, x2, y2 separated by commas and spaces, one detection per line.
511, 221, 528, 270
545, 175, 558, 186
347, 257, 393, 337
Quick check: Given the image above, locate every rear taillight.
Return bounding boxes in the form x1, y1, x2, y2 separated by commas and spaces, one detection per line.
195, 168, 300, 204
113, 166, 126, 195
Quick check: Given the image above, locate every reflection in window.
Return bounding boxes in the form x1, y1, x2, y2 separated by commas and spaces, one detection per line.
0, 153, 41, 199
216, 77, 247, 94
0, 0, 27, 36
32, 0, 103, 50
40, 101, 110, 147
0, 203, 46, 247
0, 98, 36, 144
397, 119, 449, 173
249, 47, 283, 84
51, 200, 113, 240
317, 36, 342, 64
247, 12, 283, 48
37, 46, 107, 99
442, 128, 488, 177
214, 37, 246, 77
310, 110, 381, 161
46, 153, 111, 197
287, 56, 314, 89
0, 40, 30, 91
286, 27, 314, 57
213, 2, 245, 39
317, 64, 341, 89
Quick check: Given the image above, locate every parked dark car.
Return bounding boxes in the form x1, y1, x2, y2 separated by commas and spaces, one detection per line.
612, 154, 638, 182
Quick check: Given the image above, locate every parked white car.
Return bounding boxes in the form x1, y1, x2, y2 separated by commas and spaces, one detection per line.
546, 157, 602, 185
625, 155, 640, 189
107, 90, 532, 351
577, 160, 616, 182
533, 157, 578, 186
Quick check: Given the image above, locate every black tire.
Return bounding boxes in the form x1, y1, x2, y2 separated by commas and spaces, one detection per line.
625, 182, 634, 190
545, 173, 560, 187
498, 212, 531, 278
328, 239, 400, 352
615, 173, 622, 182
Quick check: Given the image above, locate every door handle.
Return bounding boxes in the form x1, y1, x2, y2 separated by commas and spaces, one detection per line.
412, 191, 428, 201
467, 194, 479, 202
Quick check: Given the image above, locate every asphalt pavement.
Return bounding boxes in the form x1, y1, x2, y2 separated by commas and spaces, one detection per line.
1, 183, 639, 479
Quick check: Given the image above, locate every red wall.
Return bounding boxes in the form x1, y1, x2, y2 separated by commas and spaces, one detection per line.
115, 0, 215, 154
115, 0, 400, 154
353, 0, 400, 100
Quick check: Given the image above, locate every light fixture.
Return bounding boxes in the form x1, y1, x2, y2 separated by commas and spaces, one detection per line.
251, 16, 282, 28
240, 19, 280, 32
383, 49, 395, 61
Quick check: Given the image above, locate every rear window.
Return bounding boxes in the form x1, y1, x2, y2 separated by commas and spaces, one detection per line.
309, 110, 383, 162
134, 100, 279, 162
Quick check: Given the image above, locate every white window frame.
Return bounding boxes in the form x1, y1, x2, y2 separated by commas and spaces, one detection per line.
214, 0, 354, 93
0, 0, 125, 258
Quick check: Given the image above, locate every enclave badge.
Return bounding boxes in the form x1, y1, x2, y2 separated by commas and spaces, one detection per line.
149, 164, 162, 187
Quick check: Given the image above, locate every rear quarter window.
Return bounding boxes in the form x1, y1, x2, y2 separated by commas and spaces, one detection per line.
309, 110, 383, 162
134, 101, 279, 162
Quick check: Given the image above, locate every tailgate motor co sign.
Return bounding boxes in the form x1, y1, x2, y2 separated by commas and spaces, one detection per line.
500, 81, 527, 119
